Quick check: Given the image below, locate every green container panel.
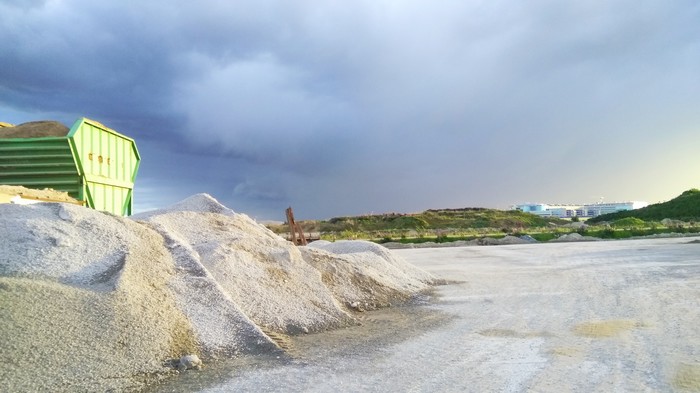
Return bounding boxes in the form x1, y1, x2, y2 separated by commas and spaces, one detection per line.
85, 182, 134, 217
0, 138, 82, 199
68, 119, 140, 184
0, 118, 140, 216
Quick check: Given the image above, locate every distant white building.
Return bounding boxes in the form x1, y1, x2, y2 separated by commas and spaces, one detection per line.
511, 201, 649, 218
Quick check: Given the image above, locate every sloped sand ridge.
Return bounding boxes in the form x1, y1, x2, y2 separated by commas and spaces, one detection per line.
134, 195, 437, 335
135, 200, 355, 337
302, 240, 435, 311
1, 194, 436, 391
0, 203, 198, 392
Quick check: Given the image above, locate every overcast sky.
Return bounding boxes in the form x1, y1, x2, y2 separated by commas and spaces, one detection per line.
2, 0, 699, 220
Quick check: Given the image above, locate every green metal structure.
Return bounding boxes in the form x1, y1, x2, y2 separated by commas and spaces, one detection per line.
0, 118, 140, 216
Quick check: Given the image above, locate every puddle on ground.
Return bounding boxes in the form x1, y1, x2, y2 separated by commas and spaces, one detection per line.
572, 319, 646, 338
674, 363, 700, 391
290, 304, 456, 360
146, 302, 455, 392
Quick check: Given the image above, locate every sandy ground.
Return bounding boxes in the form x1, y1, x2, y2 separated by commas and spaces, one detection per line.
152, 237, 700, 392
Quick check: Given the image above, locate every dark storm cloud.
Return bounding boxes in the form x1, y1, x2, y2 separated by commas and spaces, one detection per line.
2, 0, 699, 219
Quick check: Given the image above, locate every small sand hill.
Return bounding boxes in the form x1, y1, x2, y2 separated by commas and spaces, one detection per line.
1, 194, 435, 392
302, 240, 434, 310
133, 194, 356, 338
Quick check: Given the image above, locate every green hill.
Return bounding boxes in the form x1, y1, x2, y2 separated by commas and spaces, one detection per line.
267, 192, 700, 242
588, 189, 700, 223
318, 207, 563, 233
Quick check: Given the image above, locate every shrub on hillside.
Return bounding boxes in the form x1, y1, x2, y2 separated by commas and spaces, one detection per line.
611, 217, 647, 228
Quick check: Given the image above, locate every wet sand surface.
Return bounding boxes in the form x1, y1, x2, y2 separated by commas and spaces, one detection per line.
148, 298, 453, 392
151, 237, 700, 392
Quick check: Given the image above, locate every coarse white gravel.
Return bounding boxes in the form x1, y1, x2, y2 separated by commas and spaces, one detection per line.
1, 194, 435, 392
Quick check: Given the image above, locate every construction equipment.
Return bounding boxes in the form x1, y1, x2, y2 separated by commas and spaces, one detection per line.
0, 118, 140, 216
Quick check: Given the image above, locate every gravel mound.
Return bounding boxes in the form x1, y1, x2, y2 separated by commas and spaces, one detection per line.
551, 232, 601, 242
308, 240, 435, 285
382, 235, 534, 249
1, 194, 435, 391
480, 235, 530, 245
134, 195, 355, 337
303, 240, 435, 311
0, 203, 197, 392
0, 120, 70, 138
519, 235, 539, 243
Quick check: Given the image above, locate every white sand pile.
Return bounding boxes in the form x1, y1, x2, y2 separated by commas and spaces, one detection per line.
133, 194, 355, 338
302, 240, 435, 311
1, 194, 434, 391
0, 203, 197, 392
